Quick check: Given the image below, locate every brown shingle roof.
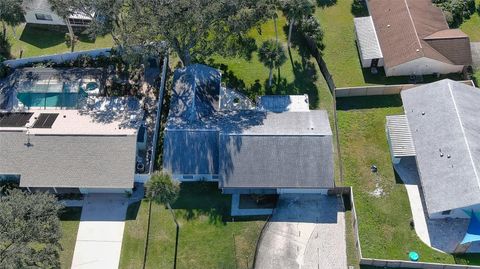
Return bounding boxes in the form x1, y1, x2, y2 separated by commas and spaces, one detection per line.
368, 0, 472, 68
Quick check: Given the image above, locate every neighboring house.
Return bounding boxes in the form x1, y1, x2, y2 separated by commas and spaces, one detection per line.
354, 0, 472, 76
163, 64, 335, 195
0, 68, 145, 194
23, 0, 92, 28
386, 79, 480, 219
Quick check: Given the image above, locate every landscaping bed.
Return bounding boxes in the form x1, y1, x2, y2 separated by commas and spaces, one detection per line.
119, 183, 267, 269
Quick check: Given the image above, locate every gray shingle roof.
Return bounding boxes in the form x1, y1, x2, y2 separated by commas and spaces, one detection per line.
0, 131, 136, 188
401, 79, 480, 214
219, 134, 334, 189
163, 130, 219, 175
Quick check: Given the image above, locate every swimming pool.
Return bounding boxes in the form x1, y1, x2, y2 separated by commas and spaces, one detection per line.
16, 79, 93, 108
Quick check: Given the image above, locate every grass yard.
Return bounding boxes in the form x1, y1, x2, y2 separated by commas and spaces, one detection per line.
206, 14, 332, 111
5, 24, 113, 59
119, 183, 267, 269
460, 0, 480, 42
337, 95, 480, 266
315, 0, 467, 87
59, 207, 82, 269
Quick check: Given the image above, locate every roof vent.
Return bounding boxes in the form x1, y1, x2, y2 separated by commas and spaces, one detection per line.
416, 49, 420, 52
421, 112, 425, 115
447, 154, 451, 159
387, 24, 391, 28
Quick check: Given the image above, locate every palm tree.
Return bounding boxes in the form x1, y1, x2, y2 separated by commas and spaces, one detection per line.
145, 171, 180, 206
258, 40, 287, 87
281, 0, 315, 49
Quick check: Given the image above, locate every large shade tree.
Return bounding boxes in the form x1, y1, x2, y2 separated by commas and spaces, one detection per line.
0, 189, 64, 269
0, 0, 25, 41
49, 0, 273, 66
258, 40, 287, 87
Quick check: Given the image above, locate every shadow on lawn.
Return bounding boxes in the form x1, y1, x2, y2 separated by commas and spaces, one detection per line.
171, 182, 231, 225
336, 95, 403, 110
19, 25, 65, 48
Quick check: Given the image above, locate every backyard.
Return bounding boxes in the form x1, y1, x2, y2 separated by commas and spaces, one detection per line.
119, 183, 267, 269
315, 0, 479, 87
5, 24, 113, 58
59, 206, 82, 269
337, 95, 480, 265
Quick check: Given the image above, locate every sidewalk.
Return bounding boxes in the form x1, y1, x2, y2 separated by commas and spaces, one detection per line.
71, 194, 128, 269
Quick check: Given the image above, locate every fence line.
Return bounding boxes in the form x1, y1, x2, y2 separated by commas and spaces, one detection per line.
336, 80, 475, 97
2, 48, 112, 68
149, 55, 169, 174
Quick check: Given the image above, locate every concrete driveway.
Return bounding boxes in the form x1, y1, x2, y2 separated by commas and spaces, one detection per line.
254, 194, 347, 269
71, 194, 128, 269
471, 42, 480, 69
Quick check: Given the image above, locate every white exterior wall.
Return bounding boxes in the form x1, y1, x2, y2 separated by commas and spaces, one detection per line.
24, 9, 67, 26
277, 188, 329, 195
360, 57, 384, 68
385, 57, 464, 77
172, 174, 219, 182
79, 188, 131, 194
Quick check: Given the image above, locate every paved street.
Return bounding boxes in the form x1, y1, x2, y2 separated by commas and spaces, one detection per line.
71, 194, 128, 269
255, 194, 347, 269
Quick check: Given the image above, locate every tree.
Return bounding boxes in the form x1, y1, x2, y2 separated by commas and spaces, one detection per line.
280, 0, 315, 49
0, 189, 64, 268
433, 0, 476, 27
258, 40, 287, 87
0, 0, 25, 41
57, 0, 272, 66
298, 15, 324, 51
145, 171, 180, 206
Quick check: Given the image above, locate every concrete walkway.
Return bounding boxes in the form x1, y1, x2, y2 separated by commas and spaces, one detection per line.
71, 194, 128, 269
394, 157, 479, 253
255, 194, 347, 269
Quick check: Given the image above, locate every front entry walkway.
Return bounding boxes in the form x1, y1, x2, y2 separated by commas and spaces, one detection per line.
254, 194, 347, 269
71, 194, 128, 269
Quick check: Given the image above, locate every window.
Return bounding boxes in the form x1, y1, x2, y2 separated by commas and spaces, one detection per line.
35, 14, 53, 21
442, 210, 451, 215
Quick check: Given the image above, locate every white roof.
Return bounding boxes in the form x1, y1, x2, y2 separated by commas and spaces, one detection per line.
2, 97, 143, 136
386, 115, 416, 157
354, 16, 383, 60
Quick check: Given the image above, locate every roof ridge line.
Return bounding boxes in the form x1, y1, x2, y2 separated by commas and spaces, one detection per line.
447, 82, 480, 189
404, 0, 423, 51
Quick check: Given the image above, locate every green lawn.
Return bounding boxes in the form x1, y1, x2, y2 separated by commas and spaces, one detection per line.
59, 207, 82, 269
460, 0, 480, 42
207, 14, 332, 111
5, 24, 113, 59
119, 183, 267, 269
314, 0, 470, 87
337, 95, 480, 265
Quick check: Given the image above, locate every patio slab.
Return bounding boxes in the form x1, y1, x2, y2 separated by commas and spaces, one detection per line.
394, 157, 479, 253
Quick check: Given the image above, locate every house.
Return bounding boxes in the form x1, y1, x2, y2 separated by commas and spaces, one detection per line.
162, 64, 335, 195
386, 79, 480, 219
23, 0, 92, 29
354, 0, 472, 76
0, 68, 145, 194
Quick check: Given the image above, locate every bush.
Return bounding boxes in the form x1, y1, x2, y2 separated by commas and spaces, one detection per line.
433, 0, 476, 27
